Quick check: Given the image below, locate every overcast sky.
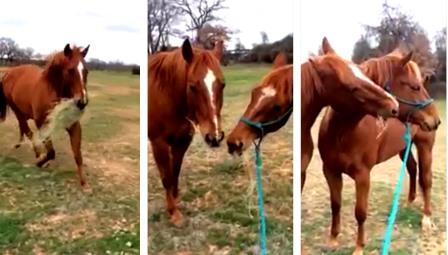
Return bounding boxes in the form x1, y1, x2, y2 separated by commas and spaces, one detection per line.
300, 0, 446, 62
170, 0, 293, 49
0, 0, 141, 64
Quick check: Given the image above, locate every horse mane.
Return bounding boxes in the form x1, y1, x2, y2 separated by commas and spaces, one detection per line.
149, 47, 221, 91
301, 60, 324, 107
360, 49, 423, 86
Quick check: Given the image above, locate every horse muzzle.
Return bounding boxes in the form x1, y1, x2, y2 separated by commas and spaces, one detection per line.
227, 139, 244, 156
204, 131, 224, 148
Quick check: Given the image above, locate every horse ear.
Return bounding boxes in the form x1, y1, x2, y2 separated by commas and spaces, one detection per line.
322, 37, 335, 55
400, 51, 413, 67
308, 57, 318, 69
213, 40, 224, 61
273, 52, 287, 68
64, 44, 72, 57
182, 39, 194, 63
81, 45, 90, 58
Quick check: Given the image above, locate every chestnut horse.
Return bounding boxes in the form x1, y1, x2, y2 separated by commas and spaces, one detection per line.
0, 44, 90, 186
149, 39, 225, 226
227, 52, 292, 154
318, 50, 440, 254
301, 38, 399, 191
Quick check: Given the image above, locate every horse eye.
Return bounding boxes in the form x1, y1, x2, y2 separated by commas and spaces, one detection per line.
189, 85, 197, 92
411, 86, 421, 91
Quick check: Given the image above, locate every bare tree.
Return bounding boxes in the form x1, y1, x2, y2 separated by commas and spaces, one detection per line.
197, 23, 232, 49
434, 27, 446, 82
260, 31, 269, 44
352, 1, 437, 73
173, 0, 226, 44
0, 37, 20, 62
148, 0, 181, 54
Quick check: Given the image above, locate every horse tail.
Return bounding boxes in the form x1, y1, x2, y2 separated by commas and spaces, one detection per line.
0, 79, 7, 121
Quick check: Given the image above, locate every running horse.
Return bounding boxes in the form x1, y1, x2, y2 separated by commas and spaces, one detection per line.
318, 49, 440, 254
301, 38, 399, 191
149, 39, 225, 226
0, 44, 90, 186
227, 52, 292, 154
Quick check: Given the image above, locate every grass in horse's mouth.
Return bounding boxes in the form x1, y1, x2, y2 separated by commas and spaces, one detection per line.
33, 98, 84, 146
376, 115, 387, 139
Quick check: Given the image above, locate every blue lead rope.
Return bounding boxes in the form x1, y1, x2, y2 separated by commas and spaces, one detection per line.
381, 122, 412, 254
239, 106, 293, 255
254, 143, 267, 255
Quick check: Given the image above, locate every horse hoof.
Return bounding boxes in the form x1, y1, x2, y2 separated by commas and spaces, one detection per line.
407, 193, 416, 204
422, 215, 435, 233
352, 247, 363, 255
82, 183, 92, 193
327, 237, 339, 249
170, 210, 184, 227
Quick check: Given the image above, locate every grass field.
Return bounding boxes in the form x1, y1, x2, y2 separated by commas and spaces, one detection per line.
0, 70, 140, 254
149, 64, 293, 254
301, 101, 446, 254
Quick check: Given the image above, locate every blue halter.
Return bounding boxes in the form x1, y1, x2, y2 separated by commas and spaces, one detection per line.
384, 81, 433, 111
240, 106, 293, 139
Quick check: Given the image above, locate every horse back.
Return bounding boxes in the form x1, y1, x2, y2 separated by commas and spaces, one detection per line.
2, 64, 46, 120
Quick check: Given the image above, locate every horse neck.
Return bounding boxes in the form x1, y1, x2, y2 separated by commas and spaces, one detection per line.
301, 63, 325, 131
43, 65, 70, 98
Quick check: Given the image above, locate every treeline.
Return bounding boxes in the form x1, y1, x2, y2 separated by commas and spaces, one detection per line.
226, 34, 293, 64
0, 37, 139, 74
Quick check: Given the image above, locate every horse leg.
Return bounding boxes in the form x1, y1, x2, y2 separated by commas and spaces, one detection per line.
399, 149, 417, 203
171, 134, 193, 205
416, 142, 434, 232
323, 165, 342, 249
66, 121, 86, 186
150, 138, 182, 227
353, 170, 370, 255
301, 132, 313, 192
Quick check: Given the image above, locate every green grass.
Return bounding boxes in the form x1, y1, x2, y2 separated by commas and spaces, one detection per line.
149, 64, 292, 254
0, 70, 140, 254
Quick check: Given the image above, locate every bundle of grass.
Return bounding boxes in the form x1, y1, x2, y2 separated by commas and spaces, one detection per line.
33, 99, 84, 148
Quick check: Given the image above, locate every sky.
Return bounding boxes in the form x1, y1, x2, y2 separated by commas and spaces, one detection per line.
169, 0, 294, 49
299, 0, 446, 62
0, 0, 141, 64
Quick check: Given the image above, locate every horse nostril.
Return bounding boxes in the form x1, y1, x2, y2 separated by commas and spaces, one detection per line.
205, 133, 220, 147
76, 99, 86, 110
391, 108, 398, 116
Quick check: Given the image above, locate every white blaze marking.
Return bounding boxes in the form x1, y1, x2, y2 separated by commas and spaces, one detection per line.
349, 64, 398, 107
251, 85, 277, 115
204, 68, 218, 134
349, 64, 375, 86
77, 62, 87, 103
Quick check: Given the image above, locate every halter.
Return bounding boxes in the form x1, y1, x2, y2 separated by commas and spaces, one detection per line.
239, 106, 293, 142
384, 80, 433, 114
